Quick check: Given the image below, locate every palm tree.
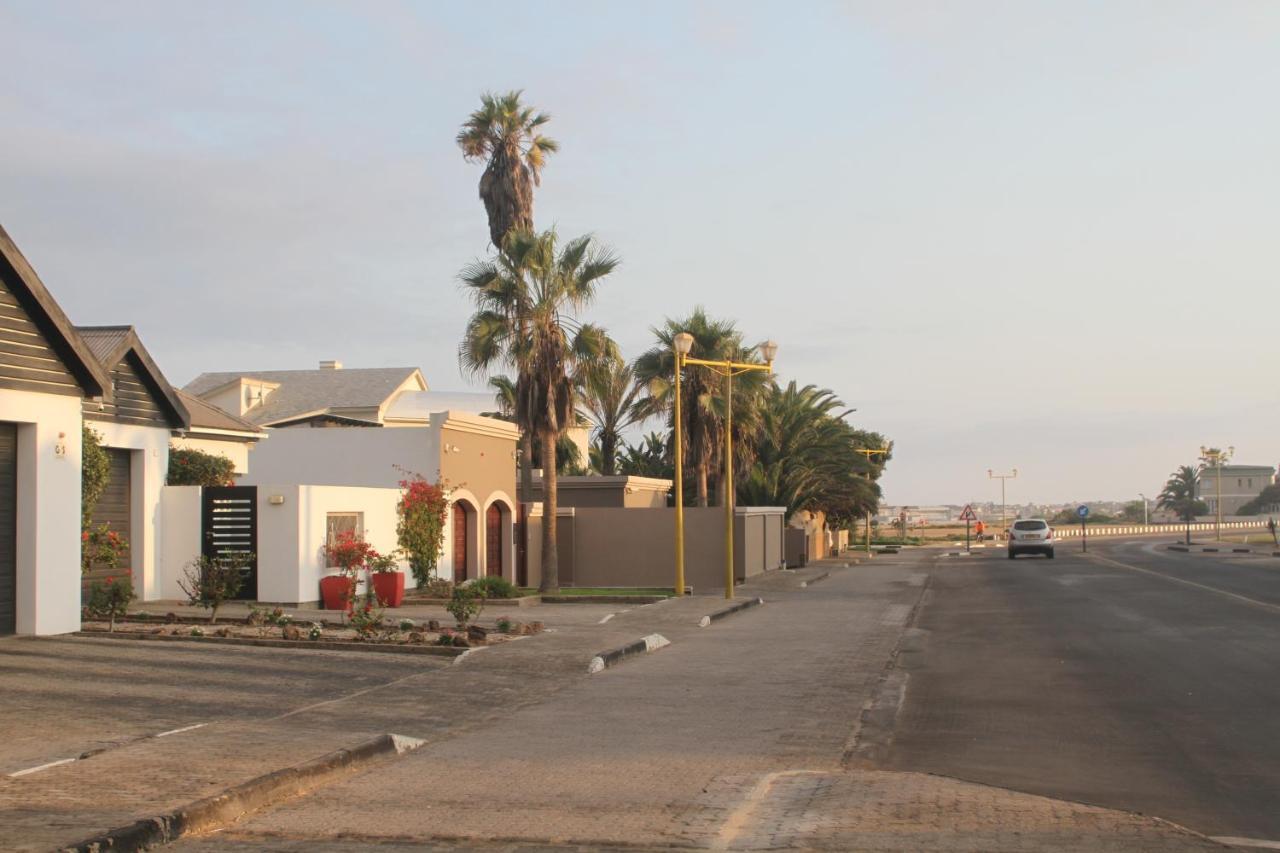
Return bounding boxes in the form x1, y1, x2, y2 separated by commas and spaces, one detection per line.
618, 432, 671, 480
579, 356, 647, 475
634, 308, 742, 507
457, 91, 559, 249
1158, 464, 1206, 544
459, 228, 620, 592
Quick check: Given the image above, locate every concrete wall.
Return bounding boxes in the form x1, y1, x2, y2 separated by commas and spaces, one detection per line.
785, 528, 808, 568
528, 506, 785, 592
170, 435, 252, 475
524, 506, 575, 589
89, 420, 171, 600
158, 486, 201, 599
529, 475, 671, 509
240, 426, 440, 489
2, 388, 83, 635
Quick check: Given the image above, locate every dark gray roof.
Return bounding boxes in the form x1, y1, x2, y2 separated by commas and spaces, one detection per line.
183, 367, 422, 426
176, 389, 262, 434
75, 324, 190, 429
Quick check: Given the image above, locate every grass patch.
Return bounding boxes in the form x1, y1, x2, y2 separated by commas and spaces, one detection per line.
523, 587, 673, 597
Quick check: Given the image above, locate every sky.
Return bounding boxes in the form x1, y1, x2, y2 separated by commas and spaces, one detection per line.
1, 1, 1276, 506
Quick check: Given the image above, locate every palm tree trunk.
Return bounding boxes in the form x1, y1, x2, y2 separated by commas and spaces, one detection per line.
601, 434, 616, 476
519, 433, 533, 502
539, 430, 559, 593
697, 461, 709, 507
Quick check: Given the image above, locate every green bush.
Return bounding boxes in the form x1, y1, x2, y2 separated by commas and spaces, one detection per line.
445, 585, 484, 629
86, 574, 133, 632
469, 576, 519, 599
81, 426, 110, 528
167, 447, 236, 487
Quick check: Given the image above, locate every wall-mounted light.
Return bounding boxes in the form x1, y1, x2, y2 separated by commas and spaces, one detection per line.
54, 432, 67, 459
268, 494, 286, 505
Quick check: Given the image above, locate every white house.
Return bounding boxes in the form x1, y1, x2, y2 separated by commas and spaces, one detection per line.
0, 225, 111, 636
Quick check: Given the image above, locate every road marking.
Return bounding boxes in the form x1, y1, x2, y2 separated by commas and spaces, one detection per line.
711, 769, 827, 850
8, 757, 77, 778
1210, 838, 1280, 850
156, 723, 206, 738
1086, 553, 1280, 615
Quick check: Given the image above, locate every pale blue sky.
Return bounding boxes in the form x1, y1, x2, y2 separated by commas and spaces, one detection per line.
2, 1, 1276, 504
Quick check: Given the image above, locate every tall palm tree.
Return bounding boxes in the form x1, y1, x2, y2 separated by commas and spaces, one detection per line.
459, 228, 620, 592
634, 308, 742, 507
1158, 464, 1206, 544
618, 432, 671, 480
457, 91, 559, 249
579, 356, 647, 476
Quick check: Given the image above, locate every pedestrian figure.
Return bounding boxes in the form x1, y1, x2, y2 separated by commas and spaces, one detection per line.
975, 520, 986, 542
1269, 516, 1278, 546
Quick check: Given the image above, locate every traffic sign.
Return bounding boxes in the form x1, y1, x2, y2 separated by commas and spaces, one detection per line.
959, 504, 977, 522
1077, 505, 1090, 519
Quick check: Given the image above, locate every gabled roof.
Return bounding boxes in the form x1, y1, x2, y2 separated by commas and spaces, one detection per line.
175, 389, 262, 436
184, 366, 425, 427
75, 325, 190, 429
0, 224, 110, 397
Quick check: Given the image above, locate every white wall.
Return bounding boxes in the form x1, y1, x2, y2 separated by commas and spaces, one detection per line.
1, 388, 82, 635
170, 435, 251, 474
240, 427, 441, 489
89, 420, 171, 601
257, 484, 406, 605
158, 486, 202, 600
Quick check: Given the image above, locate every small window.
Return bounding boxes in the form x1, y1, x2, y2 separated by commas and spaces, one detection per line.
1013, 520, 1048, 531
325, 512, 363, 567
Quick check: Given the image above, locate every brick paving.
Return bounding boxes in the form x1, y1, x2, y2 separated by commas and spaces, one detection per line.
1, 555, 1227, 852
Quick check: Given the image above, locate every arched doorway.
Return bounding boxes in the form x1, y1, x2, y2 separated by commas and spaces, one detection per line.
452, 501, 473, 582
485, 504, 503, 578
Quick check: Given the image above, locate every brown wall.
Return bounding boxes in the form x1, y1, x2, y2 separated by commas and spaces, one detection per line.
524, 511, 575, 588
438, 426, 516, 507
526, 507, 785, 592
785, 528, 808, 568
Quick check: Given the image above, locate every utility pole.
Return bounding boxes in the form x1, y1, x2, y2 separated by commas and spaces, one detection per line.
1138, 492, 1148, 526
988, 468, 1018, 542
1199, 446, 1234, 542
856, 447, 892, 555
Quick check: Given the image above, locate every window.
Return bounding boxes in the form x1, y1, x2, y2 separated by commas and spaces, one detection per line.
1013, 520, 1048, 531
325, 512, 363, 567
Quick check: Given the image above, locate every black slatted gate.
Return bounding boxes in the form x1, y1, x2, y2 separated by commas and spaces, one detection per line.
202, 486, 258, 600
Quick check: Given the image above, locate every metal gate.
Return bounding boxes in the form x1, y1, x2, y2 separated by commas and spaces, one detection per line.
202, 486, 258, 600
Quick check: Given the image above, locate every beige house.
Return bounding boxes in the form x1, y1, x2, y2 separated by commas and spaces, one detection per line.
1197, 464, 1276, 516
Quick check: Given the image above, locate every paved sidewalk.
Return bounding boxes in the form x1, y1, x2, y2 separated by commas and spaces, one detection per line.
0, 565, 830, 851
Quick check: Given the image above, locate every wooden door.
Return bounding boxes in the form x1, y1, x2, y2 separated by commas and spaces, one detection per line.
485, 504, 502, 578
452, 503, 468, 581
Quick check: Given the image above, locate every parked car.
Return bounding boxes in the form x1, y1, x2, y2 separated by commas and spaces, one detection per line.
1008, 519, 1055, 559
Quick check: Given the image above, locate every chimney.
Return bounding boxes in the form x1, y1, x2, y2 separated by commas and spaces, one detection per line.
319, 360, 343, 370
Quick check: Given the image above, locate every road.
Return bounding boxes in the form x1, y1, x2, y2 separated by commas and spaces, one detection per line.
881, 538, 1280, 845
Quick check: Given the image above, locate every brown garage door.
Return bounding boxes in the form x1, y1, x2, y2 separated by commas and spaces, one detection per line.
486, 504, 502, 578
453, 502, 469, 582
85, 448, 132, 586
0, 422, 16, 635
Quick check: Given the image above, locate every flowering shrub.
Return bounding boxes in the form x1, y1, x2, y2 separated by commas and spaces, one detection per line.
349, 599, 388, 640
445, 585, 484, 629
367, 549, 401, 574
324, 532, 376, 614
86, 572, 133, 632
396, 472, 450, 587
82, 524, 128, 575
167, 447, 237, 487
178, 552, 247, 623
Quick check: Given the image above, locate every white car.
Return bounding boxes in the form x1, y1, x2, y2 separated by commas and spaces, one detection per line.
1008, 518, 1055, 559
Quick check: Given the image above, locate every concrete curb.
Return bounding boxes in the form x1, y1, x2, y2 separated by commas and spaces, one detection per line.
800, 572, 830, 588
59, 733, 425, 852
1232, 548, 1252, 554
72, 631, 466, 657
542, 595, 670, 605
1166, 545, 1190, 552
698, 597, 764, 627
587, 633, 669, 674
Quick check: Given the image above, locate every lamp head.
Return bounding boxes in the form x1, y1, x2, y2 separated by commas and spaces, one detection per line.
673, 332, 694, 356
760, 339, 779, 363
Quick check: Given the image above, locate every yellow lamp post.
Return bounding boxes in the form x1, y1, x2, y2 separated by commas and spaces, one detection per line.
672, 334, 777, 599
856, 447, 891, 555
1199, 445, 1234, 541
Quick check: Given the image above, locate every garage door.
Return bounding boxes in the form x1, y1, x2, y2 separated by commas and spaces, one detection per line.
85, 448, 132, 586
0, 422, 16, 635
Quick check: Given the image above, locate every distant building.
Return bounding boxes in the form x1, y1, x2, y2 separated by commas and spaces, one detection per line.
1197, 464, 1276, 516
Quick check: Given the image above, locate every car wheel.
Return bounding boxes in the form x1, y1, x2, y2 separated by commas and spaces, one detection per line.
1047, 550, 1055, 559
1008, 550, 1016, 560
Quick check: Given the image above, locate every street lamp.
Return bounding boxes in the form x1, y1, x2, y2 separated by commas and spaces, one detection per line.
1199, 445, 1234, 541
988, 468, 1018, 540
856, 447, 892, 555
1138, 492, 1149, 526
672, 335, 777, 599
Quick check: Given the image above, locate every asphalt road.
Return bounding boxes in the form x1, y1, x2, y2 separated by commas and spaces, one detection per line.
882, 538, 1280, 843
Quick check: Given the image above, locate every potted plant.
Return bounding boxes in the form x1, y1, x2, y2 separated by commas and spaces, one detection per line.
321, 532, 374, 611
368, 548, 405, 608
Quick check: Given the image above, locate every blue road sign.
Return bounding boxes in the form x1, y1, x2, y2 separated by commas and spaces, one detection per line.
1077, 505, 1090, 519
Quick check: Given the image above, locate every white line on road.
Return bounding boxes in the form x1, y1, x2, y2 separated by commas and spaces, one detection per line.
8, 757, 77, 778
1210, 838, 1280, 850
156, 723, 206, 738
1086, 553, 1280, 615
711, 769, 827, 850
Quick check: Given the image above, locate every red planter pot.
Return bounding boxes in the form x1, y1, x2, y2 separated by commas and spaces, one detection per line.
371, 571, 405, 608
319, 575, 354, 611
